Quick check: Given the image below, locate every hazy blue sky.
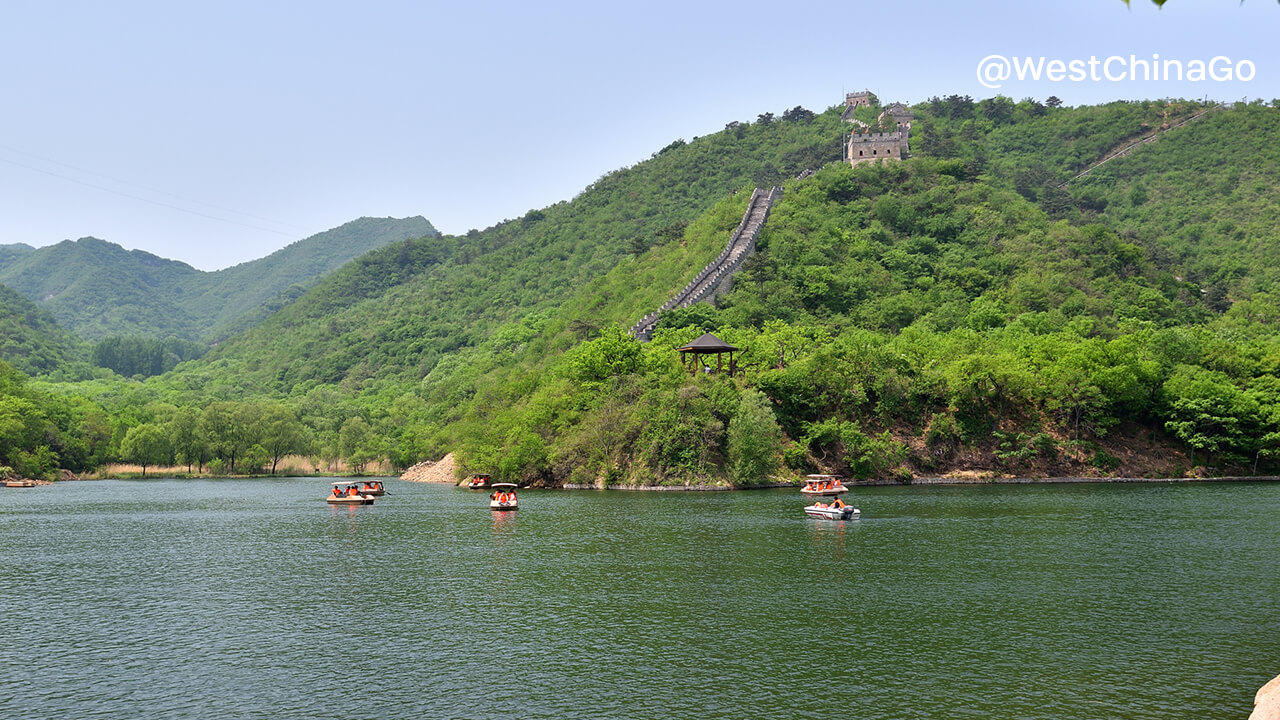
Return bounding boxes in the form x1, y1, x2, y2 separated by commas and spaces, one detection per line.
1, 0, 1274, 270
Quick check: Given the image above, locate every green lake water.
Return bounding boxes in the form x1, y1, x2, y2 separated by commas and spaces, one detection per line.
1, 479, 1277, 719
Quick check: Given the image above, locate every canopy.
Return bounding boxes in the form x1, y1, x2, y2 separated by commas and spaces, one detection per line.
676, 333, 739, 354
490, 483, 518, 489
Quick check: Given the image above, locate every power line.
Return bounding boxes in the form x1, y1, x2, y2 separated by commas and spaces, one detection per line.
0, 146, 303, 237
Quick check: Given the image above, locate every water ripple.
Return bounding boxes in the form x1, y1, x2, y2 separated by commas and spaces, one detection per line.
0, 480, 1277, 718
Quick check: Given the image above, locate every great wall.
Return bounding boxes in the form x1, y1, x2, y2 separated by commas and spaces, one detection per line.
1060, 102, 1224, 186
629, 91, 1216, 341
629, 186, 781, 341
629, 91, 908, 340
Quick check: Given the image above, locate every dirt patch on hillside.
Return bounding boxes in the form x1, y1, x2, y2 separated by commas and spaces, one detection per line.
400, 454, 458, 484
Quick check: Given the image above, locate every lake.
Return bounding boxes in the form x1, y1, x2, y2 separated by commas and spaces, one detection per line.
1, 479, 1277, 719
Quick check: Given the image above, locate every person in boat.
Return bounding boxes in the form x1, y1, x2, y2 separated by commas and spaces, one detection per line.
332, 486, 343, 497
348, 486, 359, 496
832, 498, 845, 509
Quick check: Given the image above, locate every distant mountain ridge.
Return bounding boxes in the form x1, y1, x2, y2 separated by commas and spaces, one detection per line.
0, 216, 437, 342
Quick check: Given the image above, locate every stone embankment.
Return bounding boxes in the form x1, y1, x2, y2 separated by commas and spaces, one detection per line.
399, 453, 457, 483
630, 186, 781, 341
1252, 674, 1280, 720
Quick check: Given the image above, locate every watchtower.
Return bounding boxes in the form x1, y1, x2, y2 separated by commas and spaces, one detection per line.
878, 102, 914, 132
846, 129, 906, 166
845, 90, 873, 109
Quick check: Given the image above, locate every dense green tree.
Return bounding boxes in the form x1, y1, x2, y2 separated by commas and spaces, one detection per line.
120, 423, 171, 477
169, 407, 208, 473
339, 416, 375, 474
257, 403, 307, 475
1163, 365, 1259, 466
727, 389, 783, 486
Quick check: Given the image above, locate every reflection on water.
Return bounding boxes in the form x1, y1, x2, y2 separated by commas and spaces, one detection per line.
0, 479, 1277, 720
490, 508, 517, 532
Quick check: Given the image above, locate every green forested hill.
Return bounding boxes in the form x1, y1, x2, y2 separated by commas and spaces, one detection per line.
0, 237, 202, 340
193, 108, 849, 391
18, 98, 1280, 485
1071, 105, 1280, 301
0, 283, 84, 376
391, 100, 1280, 484
0, 216, 437, 344
192, 216, 439, 341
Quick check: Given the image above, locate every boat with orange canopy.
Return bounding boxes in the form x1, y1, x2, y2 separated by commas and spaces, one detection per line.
800, 474, 848, 496
489, 483, 518, 511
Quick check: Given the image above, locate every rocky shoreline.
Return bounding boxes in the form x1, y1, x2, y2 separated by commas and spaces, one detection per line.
868, 474, 1280, 486
398, 454, 458, 484
400, 451, 1280, 490
1252, 674, 1280, 720
560, 475, 1280, 491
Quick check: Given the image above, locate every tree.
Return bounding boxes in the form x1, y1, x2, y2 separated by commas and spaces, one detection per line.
1162, 365, 1259, 467
169, 407, 208, 473
120, 423, 171, 477
781, 106, 815, 123
566, 325, 644, 384
339, 416, 375, 474
242, 444, 269, 475
727, 389, 783, 486
258, 403, 307, 475
200, 401, 261, 473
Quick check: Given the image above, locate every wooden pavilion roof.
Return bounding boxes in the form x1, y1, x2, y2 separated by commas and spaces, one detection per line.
676, 333, 739, 354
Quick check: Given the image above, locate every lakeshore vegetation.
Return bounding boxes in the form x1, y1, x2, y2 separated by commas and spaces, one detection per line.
5, 97, 1280, 485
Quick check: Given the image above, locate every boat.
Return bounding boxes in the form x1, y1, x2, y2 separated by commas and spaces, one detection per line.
800, 474, 848, 496
356, 480, 387, 496
325, 481, 375, 505
467, 474, 490, 490
489, 482, 518, 511
4, 479, 37, 488
804, 499, 860, 521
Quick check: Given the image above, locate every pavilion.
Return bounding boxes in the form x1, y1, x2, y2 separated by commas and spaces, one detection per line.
676, 332, 739, 377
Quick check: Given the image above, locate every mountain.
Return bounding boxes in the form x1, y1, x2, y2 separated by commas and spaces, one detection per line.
20, 97, 1280, 485
0, 282, 83, 376
0, 237, 204, 341
193, 108, 850, 392
0, 243, 36, 266
0, 216, 438, 343
190, 215, 440, 341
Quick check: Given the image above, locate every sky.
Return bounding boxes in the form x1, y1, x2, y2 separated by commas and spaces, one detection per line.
1, 0, 1276, 271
